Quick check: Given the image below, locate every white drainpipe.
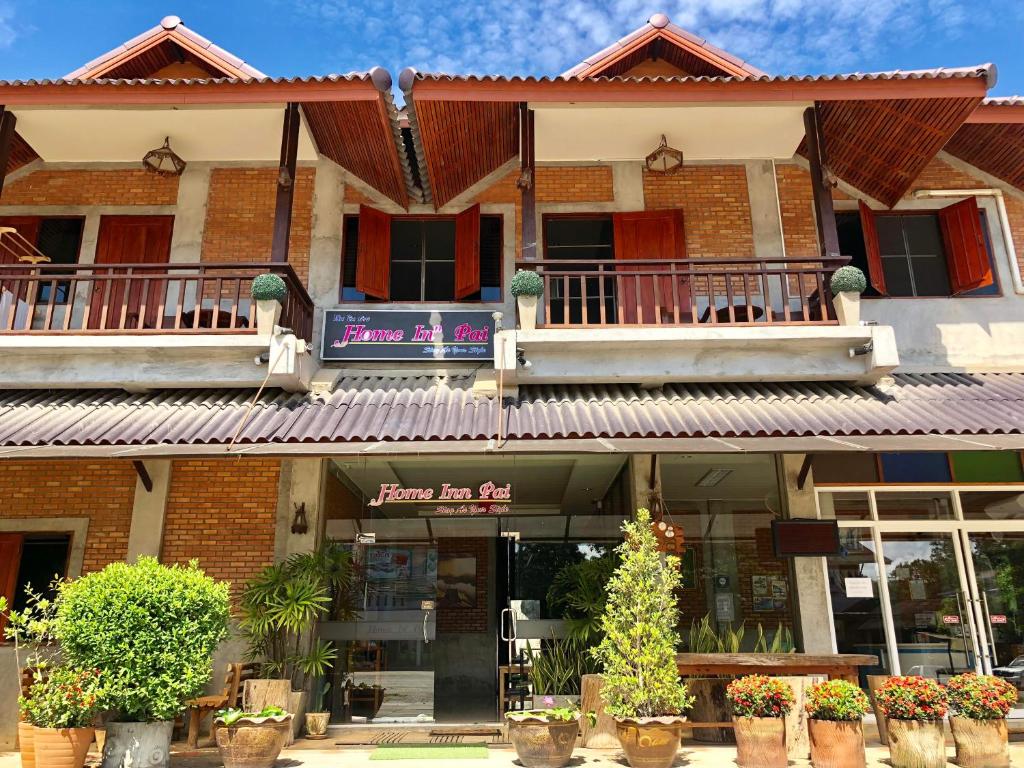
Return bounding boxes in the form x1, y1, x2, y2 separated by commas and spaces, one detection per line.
913, 188, 1024, 294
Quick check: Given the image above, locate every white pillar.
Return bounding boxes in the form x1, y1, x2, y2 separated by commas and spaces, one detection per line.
126, 460, 171, 561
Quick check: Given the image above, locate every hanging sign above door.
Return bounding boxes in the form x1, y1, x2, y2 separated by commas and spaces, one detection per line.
367, 481, 512, 516
321, 309, 495, 362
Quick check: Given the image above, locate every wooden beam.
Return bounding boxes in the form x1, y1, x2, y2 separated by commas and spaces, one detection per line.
0, 107, 15, 198
518, 104, 537, 260
271, 102, 300, 264
132, 460, 154, 493
797, 453, 814, 491
803, 105, 841, 259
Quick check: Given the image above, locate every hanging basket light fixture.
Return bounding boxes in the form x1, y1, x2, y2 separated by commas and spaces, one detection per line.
142, 136, 187, 176
645, 134, 685, 176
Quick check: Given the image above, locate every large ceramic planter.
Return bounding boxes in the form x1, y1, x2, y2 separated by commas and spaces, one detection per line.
733, 716, 787, 768
832, 291, 861, 326
102, 721, 173, 768
506, 714, 580, 768
887, 718, 946, 768
950, 716, 1009, 768
215, 714, 292, 768
687, 678, 734, 743
18, 721, 36, 768
305, 712, 330, 739
34, 726, 95, 768
808, 718, 866, 768
351, 686, 386, 719
255, 298, 282, 338
517, 295, 539, 331
614, 716, 686, 768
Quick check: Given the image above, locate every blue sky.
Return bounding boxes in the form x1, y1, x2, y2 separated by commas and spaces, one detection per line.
2, 0, 1024, 99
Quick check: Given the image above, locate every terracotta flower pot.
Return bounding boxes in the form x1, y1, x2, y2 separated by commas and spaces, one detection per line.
506, 715, 580, 768
733, 716, 787, 768
950, 716, 1009, 768
614, 716, 686, 768
215, 714, 292, 768
305, 712, 330, 739
887, 718, 946, 768
33, 727, 94, 768
18, 721, 36, 768
808, 718, 865, 768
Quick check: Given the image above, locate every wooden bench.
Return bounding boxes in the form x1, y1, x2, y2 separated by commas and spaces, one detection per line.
183, 662, 257, 748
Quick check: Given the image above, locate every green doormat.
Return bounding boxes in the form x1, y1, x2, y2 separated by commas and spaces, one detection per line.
370, 744, 489, 760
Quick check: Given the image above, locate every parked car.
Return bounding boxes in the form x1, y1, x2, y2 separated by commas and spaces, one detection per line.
992, 656, 1024, 688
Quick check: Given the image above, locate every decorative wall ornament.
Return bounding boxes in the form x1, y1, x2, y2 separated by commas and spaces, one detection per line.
142, 136, 187, 176
645, 134, 685, 176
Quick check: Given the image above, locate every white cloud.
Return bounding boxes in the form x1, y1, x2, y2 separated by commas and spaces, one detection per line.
0, 3, 17, 49
284, 0, 1001, 81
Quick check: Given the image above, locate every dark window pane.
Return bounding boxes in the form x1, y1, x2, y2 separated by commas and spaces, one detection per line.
545, 217, 614, 248
391, 220, 422, 261
879, 453, 952, 483
390, 261, 421, 301
835, 213, 880, 297
342, 217, 360, 289
480, 215, 502, 292
881, 255, 913, 297
424, 262, 454, 300
547, 245, 615, 263
480, 287, 502, 302
812, 453, 880, 484
875, 216, 905, 255
36, 218, 83, 304
424, 220, 455, 261
903, 216, 943, 256
13, 536, 71, 612
910, 255, 951, 296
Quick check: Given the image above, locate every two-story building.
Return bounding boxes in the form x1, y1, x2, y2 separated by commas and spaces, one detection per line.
3, 12, 1024, 742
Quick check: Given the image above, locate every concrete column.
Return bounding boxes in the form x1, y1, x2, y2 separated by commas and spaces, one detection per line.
627, 454, 659, 514
777, 454, 834, 654
126, 460, 171, 562
611, 162, 645, 209
274, 458, 326, 561
745, 160, 786, 260
168, 163, 212, 265
307, 161, 345, 349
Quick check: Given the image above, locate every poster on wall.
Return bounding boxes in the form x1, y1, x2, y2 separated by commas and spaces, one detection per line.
771, 578, 788, 610
366, 547, 412, 581
321, 309, 495, 362
437, 554, 477, 608
752, 575, 773, 612
715, 593, 735, 622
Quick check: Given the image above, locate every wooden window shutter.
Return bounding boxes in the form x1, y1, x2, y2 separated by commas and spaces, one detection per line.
454, 204, 481, 299
939, 197, 993, 295
859, 201, 887, 296
355, 205, 392, 300
0, 533, 23, 637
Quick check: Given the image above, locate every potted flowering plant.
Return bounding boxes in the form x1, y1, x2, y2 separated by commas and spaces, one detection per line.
805, 679, 869, 768
19, 667, 104, 768
946, 673, 1016, 768
215, 706, 293, 768
727, 674, 795, 768
874, 676, 948, 768
506, 697, 595, 768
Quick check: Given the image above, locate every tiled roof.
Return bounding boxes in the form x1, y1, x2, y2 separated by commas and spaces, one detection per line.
0, 373, 1022, 451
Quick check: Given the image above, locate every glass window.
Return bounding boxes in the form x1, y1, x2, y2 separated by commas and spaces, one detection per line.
811, 454, 879, 485
959, 490, 1024, 521
951, 452, 1024, 483
874, 491, 954, 520
543, 216, 616, 325
817, 491, 872, 521
967, 532, 1024, 669
12, 535, 71, 612
879, 453, 951, 483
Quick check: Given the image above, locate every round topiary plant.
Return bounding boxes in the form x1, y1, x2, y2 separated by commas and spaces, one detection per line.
830, 265, 867, 295
510, 269, 544, 298
251, 272, 288, 303
54, 557, 230, 723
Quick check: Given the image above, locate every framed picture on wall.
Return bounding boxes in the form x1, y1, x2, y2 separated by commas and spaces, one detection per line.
437, 554, 477, 608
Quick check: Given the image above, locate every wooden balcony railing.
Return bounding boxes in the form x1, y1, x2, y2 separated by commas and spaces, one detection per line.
515, 257, 847, 327
0, 262, 313, 340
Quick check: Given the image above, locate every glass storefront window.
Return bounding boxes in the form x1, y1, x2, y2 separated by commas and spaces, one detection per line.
960, 490, 1024, 521
874, 491, 954, 520
818, 491, 872, 520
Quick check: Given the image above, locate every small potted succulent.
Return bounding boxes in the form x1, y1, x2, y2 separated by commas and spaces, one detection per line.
215, 706, 293, 768
506, 697, 594, 768
20, 667, 105, 768
251, 272, 288, 337
946, 673, 1016, 768
592, 508, 694, 768
829, 265, 867, 326
874, 676, 948, 768
304, 680, 331, 739
727, 674, 795, 768
805, 679, 869, 768
510, 269, 544, 331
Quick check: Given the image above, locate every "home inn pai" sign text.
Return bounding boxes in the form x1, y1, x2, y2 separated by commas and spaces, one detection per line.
368, 481, 512, 516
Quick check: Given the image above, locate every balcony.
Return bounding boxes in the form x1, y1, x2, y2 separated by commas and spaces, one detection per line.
493, 256, 899, 388
0, 262, 315, 392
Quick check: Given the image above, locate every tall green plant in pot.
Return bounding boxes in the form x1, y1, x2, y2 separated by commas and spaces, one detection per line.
54, 558, 230, 768
592, 508, 693, 768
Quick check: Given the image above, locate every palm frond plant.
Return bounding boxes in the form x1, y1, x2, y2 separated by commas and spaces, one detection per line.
546, 553, 617, 646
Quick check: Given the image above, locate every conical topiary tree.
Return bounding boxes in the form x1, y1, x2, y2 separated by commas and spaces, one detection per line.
592, 508, 693, 719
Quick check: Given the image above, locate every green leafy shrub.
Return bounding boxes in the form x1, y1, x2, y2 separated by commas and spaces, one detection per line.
54, 557, 230, 723
592, 508, 693, 718
830, 265, 867, 295
805, 679, 869, 721
728, 674, 795, 719
19, 667, 106, 729
216, 706, 289, 726
947, 673, 1017, 720
875, 676, 947, 721
547, 553, 617, 645
510, 269, 544, 297
687, 613, 794, 654
251, 272, 288, 302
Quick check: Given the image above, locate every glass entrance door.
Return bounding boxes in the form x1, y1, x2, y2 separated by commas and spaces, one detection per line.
964, 532, 1024, 679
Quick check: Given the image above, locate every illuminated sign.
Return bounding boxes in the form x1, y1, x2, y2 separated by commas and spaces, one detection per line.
321, 310, 494, 362
367, 481, 512, 516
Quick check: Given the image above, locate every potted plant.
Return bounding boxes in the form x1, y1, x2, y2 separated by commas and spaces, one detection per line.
53, 558, 230, 768
304, 680, 332, 739
506, 697, 593, 768
215, 706, 293, 768
251, 272, 288, 337
727, 674, 795, 768
511, 269, 544, 331
946, 673, 1016, 768
874, 675, 948, 768
592, 508, 694, 768
19, 667, 104, 768
829, 265, 867, 326
805, 679, 869, 768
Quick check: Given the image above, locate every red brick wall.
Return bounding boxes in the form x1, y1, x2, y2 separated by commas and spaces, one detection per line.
201, 167, 315, 286
0, 460, 135, 573
437, 537, 489, 634
160, 458, 280, 600
0, 169, 178, 206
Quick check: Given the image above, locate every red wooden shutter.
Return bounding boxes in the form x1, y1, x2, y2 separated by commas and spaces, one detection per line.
355, 205, 392, 300
859, 201, 887, 296
939, 197, 993, 294
0, 533, 23, 637
454, 204, 481, 299
612, 210, 688, 323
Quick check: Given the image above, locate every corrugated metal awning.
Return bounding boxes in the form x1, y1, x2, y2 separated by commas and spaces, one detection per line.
1, 372, 1023, 458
